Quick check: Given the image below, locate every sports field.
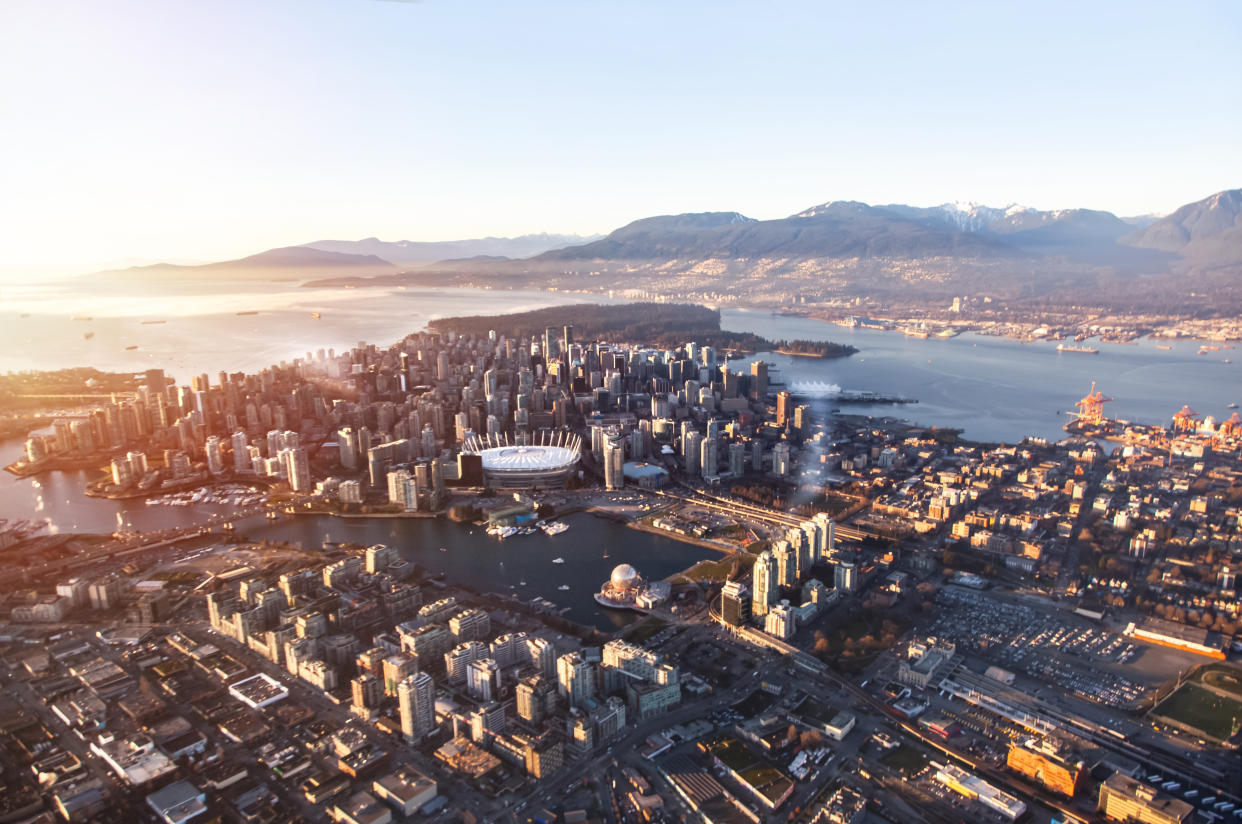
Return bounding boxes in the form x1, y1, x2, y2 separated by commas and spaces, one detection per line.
1153, 681, 1242, 742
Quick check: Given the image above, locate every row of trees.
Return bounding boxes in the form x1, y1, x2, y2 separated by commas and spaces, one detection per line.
771, 338, 858, 358
430, 302, 771, 351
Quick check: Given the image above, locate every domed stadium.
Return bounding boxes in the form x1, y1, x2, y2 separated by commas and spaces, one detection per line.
463, 433, 581, 490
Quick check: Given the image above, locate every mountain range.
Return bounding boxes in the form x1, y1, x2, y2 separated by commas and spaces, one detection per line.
90, 190, 1241, 311
91, 246, 400, 281
303, 233, 602, 265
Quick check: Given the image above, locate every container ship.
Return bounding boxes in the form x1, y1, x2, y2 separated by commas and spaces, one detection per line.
1056, 344, 1099, 355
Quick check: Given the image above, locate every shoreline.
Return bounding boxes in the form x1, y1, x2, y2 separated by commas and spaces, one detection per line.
624, 518, 741, 556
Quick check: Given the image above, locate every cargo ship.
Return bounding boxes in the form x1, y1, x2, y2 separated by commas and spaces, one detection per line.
1056, 344, 1099, 354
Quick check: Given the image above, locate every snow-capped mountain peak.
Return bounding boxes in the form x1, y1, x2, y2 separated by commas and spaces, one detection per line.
935, 202, 1032, 232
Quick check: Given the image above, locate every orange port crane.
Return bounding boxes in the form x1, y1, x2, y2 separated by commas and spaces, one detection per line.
1171, 404, 1201, 433
1075, 381, 1113, 426
1218, 412, 1242, 441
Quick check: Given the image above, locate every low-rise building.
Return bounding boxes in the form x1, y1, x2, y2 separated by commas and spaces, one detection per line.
371, 765, 437, 816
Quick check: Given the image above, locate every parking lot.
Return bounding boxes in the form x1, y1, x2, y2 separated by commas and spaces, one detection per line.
929, 587, 1149, 709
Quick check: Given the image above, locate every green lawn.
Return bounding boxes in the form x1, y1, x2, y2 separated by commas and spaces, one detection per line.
1198, 665, 1242, 700
626, 617, 668, 643
1155, 682, 1242, 741
684, 559, 735, 581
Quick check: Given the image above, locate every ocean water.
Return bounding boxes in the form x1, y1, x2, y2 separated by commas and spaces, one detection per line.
720, 309, 1240, 444
0, 278, 613, 379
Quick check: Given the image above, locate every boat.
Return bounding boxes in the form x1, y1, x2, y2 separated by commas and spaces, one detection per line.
236, 310, 259, 316
1225, 359, 1233, 364
519, 579, 526, 586
1056, 344, 1099, 354
310, 312, 321, 319
1156, 344, 1172, 350
124, 345, 138, 350
540, 520, 569, 536
72, 316, 92, 321
439, 547, 447, 552
19, 312, 29, 318
557, 585, 570, 591
83, 331, 94, 340
551, 557, 565, 564
140, 320, 166, 325
1228, 403, 1238, 409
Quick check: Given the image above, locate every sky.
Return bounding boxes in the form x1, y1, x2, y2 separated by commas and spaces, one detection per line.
1, 0, 1239, 278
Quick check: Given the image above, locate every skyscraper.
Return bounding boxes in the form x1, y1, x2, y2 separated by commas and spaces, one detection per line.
752, 551, 778, 618
720, 581, 750, 627
750, 360, 769, 401
699, 436, 718, 479
338, 426, 361, 471
772, 541, 797, 588
772, 441, 791, 477
283, 447, 311, 492
683, 431, 703, 476
776, 390, 792, 427
466, 658, 502, 703
231, 431, 249, 473
604, 431, 626, 491
556, 651, 595, 708
516, 675, 557, 725
398, 671, 435, 742
835, 560, 857, 593
205, 436, 223, 474
526, 637, 555, 678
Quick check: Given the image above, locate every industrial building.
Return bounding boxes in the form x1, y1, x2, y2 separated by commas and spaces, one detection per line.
933, 763, 1026, 822
1097, 773, 1193, 824
1006, 737, 1085, 798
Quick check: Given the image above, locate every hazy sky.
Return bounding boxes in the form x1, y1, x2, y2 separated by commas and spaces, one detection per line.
2, 0, 1239, 277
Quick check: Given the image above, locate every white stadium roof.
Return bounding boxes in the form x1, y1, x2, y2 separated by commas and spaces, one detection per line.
477, 445, 579, 472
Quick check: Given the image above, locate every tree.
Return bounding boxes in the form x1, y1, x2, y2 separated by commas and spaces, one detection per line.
799, 730, 825, 749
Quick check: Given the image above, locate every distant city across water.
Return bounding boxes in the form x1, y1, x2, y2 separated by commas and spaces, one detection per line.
3, 280, 1235, 446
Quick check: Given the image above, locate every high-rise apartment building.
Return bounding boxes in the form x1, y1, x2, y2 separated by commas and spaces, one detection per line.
398, 672, 436, 742
752, 551, 778, 618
